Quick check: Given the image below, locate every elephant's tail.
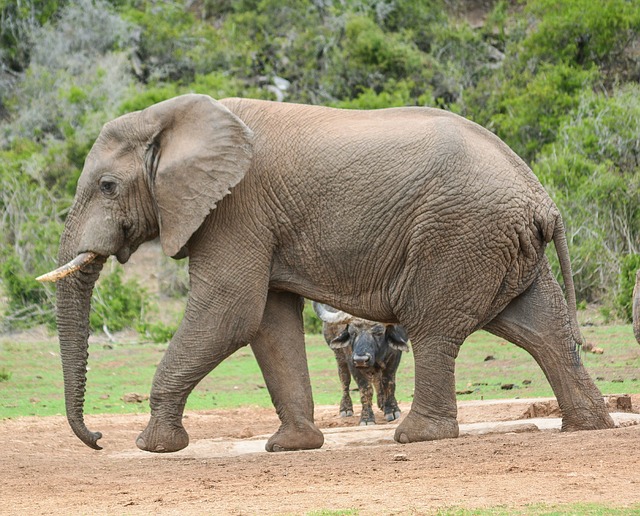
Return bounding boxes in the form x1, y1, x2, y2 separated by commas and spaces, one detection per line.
551, 215, 584, 347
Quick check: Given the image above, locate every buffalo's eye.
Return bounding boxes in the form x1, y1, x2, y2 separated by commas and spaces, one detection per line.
99, 179, 117, 196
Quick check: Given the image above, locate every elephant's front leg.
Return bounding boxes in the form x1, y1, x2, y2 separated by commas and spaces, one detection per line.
251, 292, 324, 451
135, 313, 249, 452
394, 335, 462, 443
136, 263, 270, 453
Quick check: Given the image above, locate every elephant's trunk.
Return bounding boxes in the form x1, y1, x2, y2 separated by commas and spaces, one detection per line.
54, 217, 106, 450
632, 269, 640, 344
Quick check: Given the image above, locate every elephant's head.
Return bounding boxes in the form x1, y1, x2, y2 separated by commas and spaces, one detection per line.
38, 94, 253, 449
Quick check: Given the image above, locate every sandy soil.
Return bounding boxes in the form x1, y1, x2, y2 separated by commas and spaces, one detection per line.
2, 396, 640, 515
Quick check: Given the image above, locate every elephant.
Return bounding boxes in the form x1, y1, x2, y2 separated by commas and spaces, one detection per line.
38, 93, 614, 453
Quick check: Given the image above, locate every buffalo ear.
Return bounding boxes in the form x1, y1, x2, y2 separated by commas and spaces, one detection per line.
143, 94, 253, 258
329, 328, 351, 349
387, 325, 410, 352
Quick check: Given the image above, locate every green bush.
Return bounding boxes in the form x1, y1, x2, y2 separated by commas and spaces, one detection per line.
0, 144, 63, 329
534, 85, 640, 303
121, 2, 225, 84
0, 368, 10, 382
138, 321, 178, 344
615, 254, 640, 323
303, 301, 322, 335
90, 267, 151, 333
524, 0, 640, 73
491, 63, 596, 162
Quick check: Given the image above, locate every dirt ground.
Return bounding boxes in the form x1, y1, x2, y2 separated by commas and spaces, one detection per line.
2, 396, 640, 515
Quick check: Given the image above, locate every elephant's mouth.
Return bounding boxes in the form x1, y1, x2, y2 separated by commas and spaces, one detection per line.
116, 245, 132, 264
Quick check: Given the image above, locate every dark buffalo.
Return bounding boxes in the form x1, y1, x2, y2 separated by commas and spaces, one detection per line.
313, 302, 409, 425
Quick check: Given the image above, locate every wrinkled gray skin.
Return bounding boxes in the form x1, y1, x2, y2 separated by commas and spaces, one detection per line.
53, 94, 614, 453
313, 302, 408, 425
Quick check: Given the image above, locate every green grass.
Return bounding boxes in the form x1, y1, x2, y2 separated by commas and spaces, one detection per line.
296, 503, 640, 515
1, 325, 639, 418
433, 503, 640, 515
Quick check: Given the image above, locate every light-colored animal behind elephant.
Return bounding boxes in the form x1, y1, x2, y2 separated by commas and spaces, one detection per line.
39, 94, 614, 453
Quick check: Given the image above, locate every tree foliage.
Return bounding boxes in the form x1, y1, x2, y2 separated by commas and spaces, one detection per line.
1, 0, 640, 330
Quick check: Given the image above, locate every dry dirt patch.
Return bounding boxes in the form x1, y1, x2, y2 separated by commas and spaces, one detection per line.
2, 397, 640, 515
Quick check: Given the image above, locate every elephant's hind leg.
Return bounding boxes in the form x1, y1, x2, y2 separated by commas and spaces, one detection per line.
393, 334, 462, 443
252, 292, 324, 452
484, 262, 614, 432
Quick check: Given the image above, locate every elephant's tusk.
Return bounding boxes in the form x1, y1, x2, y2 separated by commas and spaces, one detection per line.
36, 252, 98, 283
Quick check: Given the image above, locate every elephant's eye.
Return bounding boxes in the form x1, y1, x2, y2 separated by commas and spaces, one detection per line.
99, 179, 117, 196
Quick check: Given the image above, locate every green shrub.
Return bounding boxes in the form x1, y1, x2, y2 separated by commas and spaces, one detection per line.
332, 80, 421, 110
138, 321, 178, 344
0, 145, 63, 329
615, 254, 640, 323
331, 14, 431, 100
90, 267, 151, 333
120, 2, 224, 84
491, 63, 596, 162
534, 85, 640, 303
0, 368, 10, 382
524, 0, 640, 73
303, 300, 322, 335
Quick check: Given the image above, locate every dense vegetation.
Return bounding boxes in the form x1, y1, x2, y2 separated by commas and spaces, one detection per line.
1, 0, 639, 334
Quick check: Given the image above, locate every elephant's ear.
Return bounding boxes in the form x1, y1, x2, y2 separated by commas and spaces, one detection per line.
143, 94, 253, 257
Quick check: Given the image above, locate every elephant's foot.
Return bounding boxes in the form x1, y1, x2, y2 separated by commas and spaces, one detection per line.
560, 406, 614, 432
265, 420, 324, 452
394, 410, 459, 443
136, 416, 189, 453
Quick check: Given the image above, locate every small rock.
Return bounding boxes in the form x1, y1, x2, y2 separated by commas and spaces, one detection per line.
484, 355, 495, 361
521, 400, 561, 418
522, 379, 532, 385
501, 383, 515, 390
122, 393, 149, 403
605, 394, 633, 412
393, 453, 409, 461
